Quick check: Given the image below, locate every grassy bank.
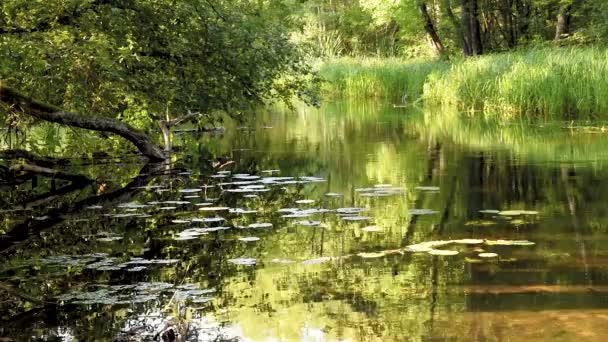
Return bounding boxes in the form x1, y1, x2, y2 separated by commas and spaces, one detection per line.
319, 47, 608, 118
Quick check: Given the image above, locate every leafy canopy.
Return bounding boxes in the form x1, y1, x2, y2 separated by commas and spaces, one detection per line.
0, 0, 318, 128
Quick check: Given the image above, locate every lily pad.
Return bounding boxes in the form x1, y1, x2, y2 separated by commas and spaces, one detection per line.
454, 239, 484, 245
415, 186, 440, 192
486, 239, 535, 246
428, 249, 459, 256
198, 206, 230, 212
409, 209, 437, 215
358, 252, 386, 258
228, 258, 257, 266
247, 223, 273, 229
238, 236, 260, 242
478, 252, 498, 258
498, 210, 539, 216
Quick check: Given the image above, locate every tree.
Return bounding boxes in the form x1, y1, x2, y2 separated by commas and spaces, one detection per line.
418, 1, 446, 56
0, 0, 318, 159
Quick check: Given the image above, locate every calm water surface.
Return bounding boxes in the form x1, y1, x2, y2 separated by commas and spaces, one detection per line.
2, 102, 608, 341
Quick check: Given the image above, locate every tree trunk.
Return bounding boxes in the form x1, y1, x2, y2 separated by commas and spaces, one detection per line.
461, 0, 483, 56
0, 85, 167, 161
442, 0, 470, 54
418, 2, 445, 56
555, 3, 572, 40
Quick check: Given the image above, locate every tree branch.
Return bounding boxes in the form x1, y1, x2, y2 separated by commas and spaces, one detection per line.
0, 85, 166, 161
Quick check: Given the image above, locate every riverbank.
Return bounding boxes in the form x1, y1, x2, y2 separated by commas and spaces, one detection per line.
319, 47, 608, 118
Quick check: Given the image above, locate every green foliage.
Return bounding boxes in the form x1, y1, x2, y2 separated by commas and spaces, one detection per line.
319, 57, 448, 99
295, 0, 608, 58
424, 47, 608, 118
320, 47, 608, 118
0, 0, 319, 127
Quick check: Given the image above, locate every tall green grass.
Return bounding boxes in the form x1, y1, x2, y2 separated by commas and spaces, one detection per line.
320, 47, 608, 118
318, 57, 448, 100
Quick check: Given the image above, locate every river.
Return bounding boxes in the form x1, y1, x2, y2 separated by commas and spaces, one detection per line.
2, 101, 608, 341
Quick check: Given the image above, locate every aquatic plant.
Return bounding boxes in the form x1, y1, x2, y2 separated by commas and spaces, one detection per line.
320, 47, 608, 119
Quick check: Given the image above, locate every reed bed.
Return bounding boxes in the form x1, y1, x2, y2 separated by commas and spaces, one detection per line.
319, 47, 608, 118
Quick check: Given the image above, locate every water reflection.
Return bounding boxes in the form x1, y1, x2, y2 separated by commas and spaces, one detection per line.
2, 101, 608, 340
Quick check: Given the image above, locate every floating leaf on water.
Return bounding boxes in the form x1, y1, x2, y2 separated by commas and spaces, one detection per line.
454, 239, 485, 245
233, 175, 261, 180
247, 223, 273, 229
405, 240, 454, 252
192, 217, 225, 223
498, 210, 539, 216
163, 201, 190, 205
325, 192, 342, 197
118, 202, 149, 209
179, 189, 202, 193
409, 209, 437, 215
97, 236, 123, 242
228, 258, 257, 266
342, 216, 371, 221
302, 257, 331, 265
175, 235, 199, 241
127, 266, 147, 272
299, 176, 326, 183
464, 220, 497, 226
198, 206, 230, 212
404, 244, 432, 253
479, 209, 500, 214
229, 208, 257, 214
485, 239, 535, 246
199, 226, 230, 233
478, 253, 498, 258
428, 249, 459, 256
358, 252, 386, 258
336, 207, 366, 214
296, 199, 315, 204
510, 219, 527, 225
362, 226, 383, 232
415, 186, 440, 192
238, 236, 260, 242
296, 220, 321, 226
282, 213, 311, 218
278, 208, 299, 213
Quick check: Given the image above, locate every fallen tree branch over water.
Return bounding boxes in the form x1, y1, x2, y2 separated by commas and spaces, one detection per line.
0, 85, 166, 161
